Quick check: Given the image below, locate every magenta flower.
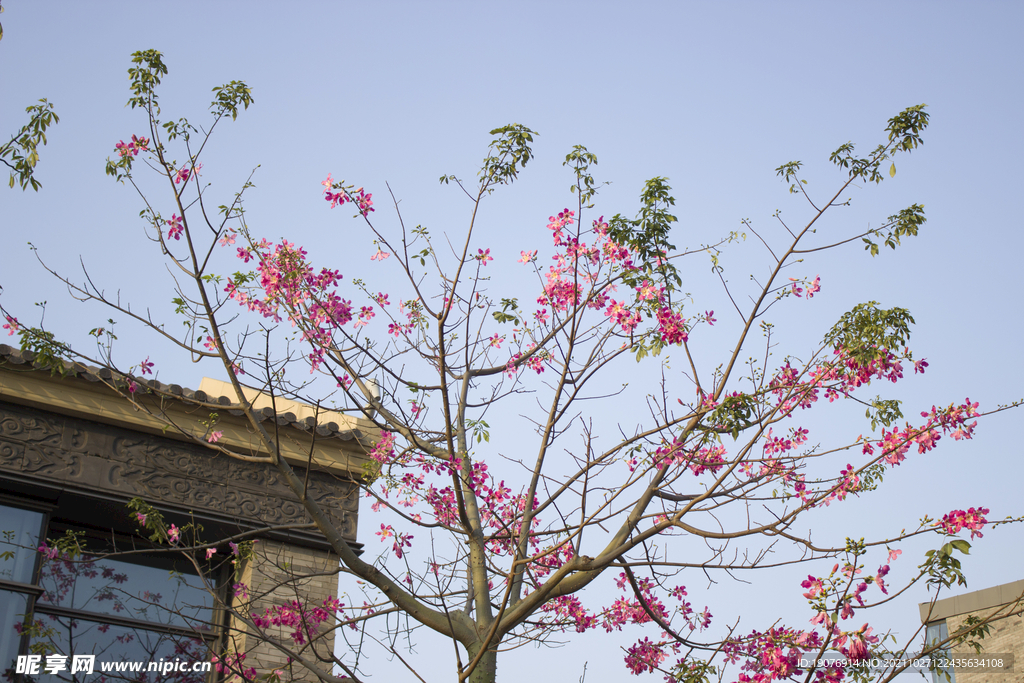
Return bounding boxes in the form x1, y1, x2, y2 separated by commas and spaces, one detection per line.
173, 163, 202, 184
168, 524, 180, 545
166, 214, 184, 241
139, 357, 154, 375
476, 248, 493, 265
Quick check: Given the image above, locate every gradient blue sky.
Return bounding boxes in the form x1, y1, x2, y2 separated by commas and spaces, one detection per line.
2, 2, 1022, 681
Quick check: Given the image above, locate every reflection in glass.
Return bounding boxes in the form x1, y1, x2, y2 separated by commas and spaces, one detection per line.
28, 616, 209, 683
0, 504, 44, 584
37, 554, 214, 629
0, 590, 29, 681
926, 621, 956, 683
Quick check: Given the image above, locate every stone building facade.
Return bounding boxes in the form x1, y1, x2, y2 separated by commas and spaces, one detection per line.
919, 579, 1024, 683
0, 345, 371, 681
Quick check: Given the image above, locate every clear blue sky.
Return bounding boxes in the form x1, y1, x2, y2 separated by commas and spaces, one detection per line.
2, 2, 1022, 681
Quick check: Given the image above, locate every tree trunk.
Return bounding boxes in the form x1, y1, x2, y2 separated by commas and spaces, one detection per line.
465, 641, 498, 683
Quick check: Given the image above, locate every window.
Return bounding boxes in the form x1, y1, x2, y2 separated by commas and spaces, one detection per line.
1, 502, 217, 682
925, 620, 956, 683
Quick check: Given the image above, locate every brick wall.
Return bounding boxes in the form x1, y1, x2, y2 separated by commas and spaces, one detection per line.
225, 540, 341, 681
944, 610, 1023, 683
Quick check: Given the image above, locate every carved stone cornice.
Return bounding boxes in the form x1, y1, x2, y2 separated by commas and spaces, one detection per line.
0, 345, 375, 478
0, 401, 358, 542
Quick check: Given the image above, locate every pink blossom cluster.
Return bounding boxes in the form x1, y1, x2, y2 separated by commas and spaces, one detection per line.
937, 506, 990, 539
656, 307, 687, 345
788, 275, 821, 299
861, 398, 980, 467
322, 174, 374, 216
767, 346, 910, 416
631, 438, 727, 477
174, 163, 201, 184
211, 652, 257, 682
723, 627, 821, 683
535, 212, 633, 321
505, 345, 550, 378
225, 239, 353, 371
114, 134, 150, 158
251, 596, 344, 645
369, 431, 397, 463
375, 523, 413, 559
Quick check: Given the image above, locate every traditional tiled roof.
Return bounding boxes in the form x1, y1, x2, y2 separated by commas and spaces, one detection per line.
0, 343, 373, 445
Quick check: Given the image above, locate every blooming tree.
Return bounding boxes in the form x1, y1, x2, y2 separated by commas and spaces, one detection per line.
4, 50, 1023, 683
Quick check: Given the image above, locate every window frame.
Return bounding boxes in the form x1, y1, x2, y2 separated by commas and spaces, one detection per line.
2, 498, 224, 683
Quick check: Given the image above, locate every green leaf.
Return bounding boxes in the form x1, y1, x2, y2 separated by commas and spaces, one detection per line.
950, 540, 971, 554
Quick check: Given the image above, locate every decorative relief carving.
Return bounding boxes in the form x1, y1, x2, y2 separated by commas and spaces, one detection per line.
0, 402, 358, 541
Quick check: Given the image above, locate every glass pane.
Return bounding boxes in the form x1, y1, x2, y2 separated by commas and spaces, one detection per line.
926, 621, 955, 683
37, 554, 215, 631
0, 504, 44, 584
28, 614, 210, 683
0, 589, 29, 682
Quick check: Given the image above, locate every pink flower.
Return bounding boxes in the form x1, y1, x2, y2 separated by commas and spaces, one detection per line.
705, 310, 716, 326
789, 278, 803, 297
847, 625, 877, 662
174, 163, 202, 184
206, 548, 218, 559
519, 250, 538, 263
128, 380, 138, 394
887, 548, 902, 563
139, 357, 154, 375
353, 187, 374, 216
938, 507, 990, 539
218, 232, 237, 247
114, 134, 150, 158
370, 249, 391, 261
168, 524, 180, 545
657, 307, 688, 345
135, 513, 147, 525
476, 248, 493, 265
3, 315, 19, 336
166, 214, 184, 241
488, 334, 503, 349
207, 431, 223, 444
806, 275, 821, 298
